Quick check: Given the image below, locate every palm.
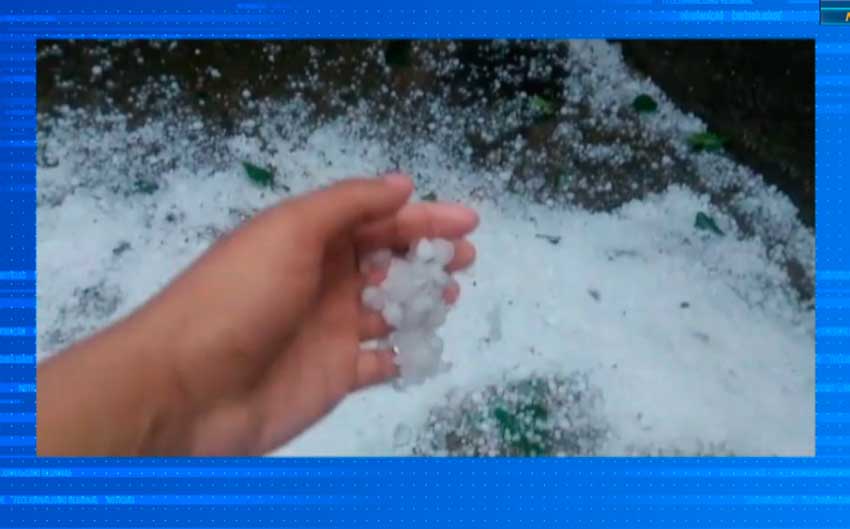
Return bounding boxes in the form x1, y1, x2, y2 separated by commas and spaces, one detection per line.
184, 176, 477, 455
254, 236, 367, 451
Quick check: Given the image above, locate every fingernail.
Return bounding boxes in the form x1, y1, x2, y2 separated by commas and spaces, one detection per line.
383, 172, 412, 188
437, 203, 480, 227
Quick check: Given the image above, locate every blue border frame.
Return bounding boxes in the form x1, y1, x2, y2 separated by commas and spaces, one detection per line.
4, 0, 846, 526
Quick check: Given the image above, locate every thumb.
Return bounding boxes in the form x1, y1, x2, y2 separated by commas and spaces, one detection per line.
292, 173, 414, 240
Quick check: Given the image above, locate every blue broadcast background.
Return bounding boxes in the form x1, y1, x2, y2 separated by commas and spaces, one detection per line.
0, 0, 846, 526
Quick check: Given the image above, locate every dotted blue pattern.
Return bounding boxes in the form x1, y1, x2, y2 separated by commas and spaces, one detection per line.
0, 0, 844, 526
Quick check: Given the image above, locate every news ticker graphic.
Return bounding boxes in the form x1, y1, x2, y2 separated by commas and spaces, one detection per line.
823, 0, 850, 24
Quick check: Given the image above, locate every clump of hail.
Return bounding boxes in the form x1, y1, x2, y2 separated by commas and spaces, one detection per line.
360, 239, 456, 386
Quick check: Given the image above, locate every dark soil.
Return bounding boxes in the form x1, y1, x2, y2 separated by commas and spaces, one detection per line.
38, 40, 814, 229
618, 40, 814, 227
37, 40, 387, 132
37, 40, 814, 304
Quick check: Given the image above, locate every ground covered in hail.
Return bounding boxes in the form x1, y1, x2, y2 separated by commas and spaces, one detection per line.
36, 40, 814, 456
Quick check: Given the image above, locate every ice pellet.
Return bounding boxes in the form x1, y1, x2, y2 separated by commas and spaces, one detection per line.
382, 302, 403, 328
415, 239, 435, 261
359, 248, 393, 273
431, 239, 455, 266
361, 286, 385, 311
360, 238, 458, 386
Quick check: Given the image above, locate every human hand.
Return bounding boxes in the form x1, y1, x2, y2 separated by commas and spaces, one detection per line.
37, 172, 478, 455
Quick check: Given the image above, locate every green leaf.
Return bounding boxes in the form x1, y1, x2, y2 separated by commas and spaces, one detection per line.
490, 381, 552, 456
530, 95, 556, 116
493, 408, 519, 436
694, 212, 724, 236
421, 191, 437, 202
687, 132, 728, 152
632, 94, 658, 113
520, 402, 548, 421
242, 161, 275, 187
133, 179, 159, 194
535, 233, 561, 245
492, 407, 547, 456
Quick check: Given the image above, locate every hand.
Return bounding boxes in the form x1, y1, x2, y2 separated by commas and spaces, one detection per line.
36, 173, 478, 456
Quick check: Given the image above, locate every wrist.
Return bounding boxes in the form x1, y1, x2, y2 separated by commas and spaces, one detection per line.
119, 306, 198, 455
37, 311, 188, 456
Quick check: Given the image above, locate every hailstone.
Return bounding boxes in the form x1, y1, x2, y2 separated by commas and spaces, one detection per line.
360, 238, 457, 386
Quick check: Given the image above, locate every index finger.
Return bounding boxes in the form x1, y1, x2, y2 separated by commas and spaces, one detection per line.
284, 173, 415, 240
355, 202, 479, 252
